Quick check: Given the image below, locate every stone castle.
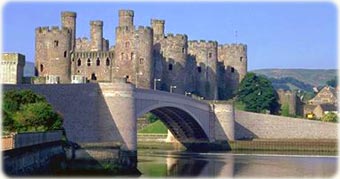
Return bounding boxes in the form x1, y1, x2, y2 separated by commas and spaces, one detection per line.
35, 10, 247, 100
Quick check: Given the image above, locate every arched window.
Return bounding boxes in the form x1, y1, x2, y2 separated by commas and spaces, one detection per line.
106, 58, 110, 66
64, 51, 67, 58
139, 58, 144, 64
125, 42, 130, 48
168, 64, 173, 71
77, 59, 81, 66
40, 64, 44, 72
91, 73, 97, 80
197, 66, 202, 73
87, 59, 91, 66
96, 58, 100, 66
231, 67, 235, 73
54, 40, 58, 47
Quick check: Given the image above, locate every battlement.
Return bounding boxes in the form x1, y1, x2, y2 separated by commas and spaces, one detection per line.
188, 40, 218, 48
119, 9, 134, 17
74, 51, 115, 59
151, 19, 165, 24
61, 11, 77, 17
35, 26, 70, 34
136, 26, 153, 33
165, 33, 188, 40
218, 43, 247, 50
90, 20, 103, 26
76, 37, 89, 41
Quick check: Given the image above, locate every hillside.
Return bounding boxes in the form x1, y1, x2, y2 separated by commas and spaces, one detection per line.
252, 69, 337, 87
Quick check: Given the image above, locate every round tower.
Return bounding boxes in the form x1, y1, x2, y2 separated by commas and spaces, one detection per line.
90, 20, 103, 51
118, 10, 134, 27
151, 19, 165, 37
61, 11, 76, 51
161, 34, 188, 94
217, 44, 248, 99
35, 26, 72, 83
134, 26, 154, 89
188, 40, 218, 100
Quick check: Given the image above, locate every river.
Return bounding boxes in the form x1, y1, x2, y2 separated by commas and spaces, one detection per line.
137, 149, 338, 177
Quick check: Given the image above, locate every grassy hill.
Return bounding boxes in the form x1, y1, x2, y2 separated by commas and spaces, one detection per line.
252, 69, 337, 89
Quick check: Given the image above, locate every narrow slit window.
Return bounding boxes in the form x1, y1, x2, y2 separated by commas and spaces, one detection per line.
96, 58, 100, 66
197, 66, 202, 73
40, 64, 44, 72
231, 67, 235, 73
64, 51, 67, 58
106, 58, 110, 66
168, 64, 173, 71
208, 52, 212, 58
240, 57, 243, 62
54, 40, 59, 47
77, 59, 81, 66
87, 59, 91, 66
139, 58, 144, 64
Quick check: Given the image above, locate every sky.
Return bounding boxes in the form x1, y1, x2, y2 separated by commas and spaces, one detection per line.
1, 1, 338, 70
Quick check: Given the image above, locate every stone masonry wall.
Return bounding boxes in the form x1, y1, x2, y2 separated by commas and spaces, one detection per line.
235, 110, 338, 140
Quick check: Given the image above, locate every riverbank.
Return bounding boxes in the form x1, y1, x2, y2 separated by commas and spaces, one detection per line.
138, 138, 337, 155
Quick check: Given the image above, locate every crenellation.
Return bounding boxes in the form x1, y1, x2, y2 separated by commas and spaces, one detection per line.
35, 9, 247, 100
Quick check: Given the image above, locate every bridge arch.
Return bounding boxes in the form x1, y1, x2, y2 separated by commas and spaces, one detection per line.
137, 103, 210, 143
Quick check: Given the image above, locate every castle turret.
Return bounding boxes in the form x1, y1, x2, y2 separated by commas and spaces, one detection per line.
90, 20, 103, 51
35, 26, 72, 83
160, 33, 188, 94
118, 10, 134, 27
218, 44, 247, 99
151, 19, 165, 38
114, 10, 154, 89
188, 40, 218, 100
61, 11, 76, 51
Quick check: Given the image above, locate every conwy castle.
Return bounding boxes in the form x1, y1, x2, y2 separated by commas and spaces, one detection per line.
35, 10, 247, 100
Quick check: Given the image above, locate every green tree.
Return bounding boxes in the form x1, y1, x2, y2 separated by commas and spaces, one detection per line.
2, 90, 63, 133
236, 73, 279, 114
321, 112, 338, 122
281, 103, 290, 117
326, 77, 337, 88
145, 113, 159, 123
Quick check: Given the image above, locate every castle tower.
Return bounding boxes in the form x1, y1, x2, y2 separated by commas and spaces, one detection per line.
188, 40, 218, 100
151, 19, 165, 38
90, 20, 103, 51
35, 26, 72, 83
114, 10, 154, 89
160, 34, 188, 94
119, 9, 134, 27
61, 11, 76, 51
218, 44, 247, 99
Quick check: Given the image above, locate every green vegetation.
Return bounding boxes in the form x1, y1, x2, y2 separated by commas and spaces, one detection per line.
236, 73, 279, 114
321, 112, 338, 122
2, 90, 63, 134
234, 101, 246, 111
145, 113, 159, 123
326, 77, 337, 88
138, 120, 168, 134
280, 103, 290, 117
269, 77, 314, 92
252, 69, 337, 87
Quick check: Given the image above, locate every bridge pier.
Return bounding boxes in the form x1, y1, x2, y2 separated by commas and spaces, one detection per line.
99, 80, 137, 152
212, 103, 235, 141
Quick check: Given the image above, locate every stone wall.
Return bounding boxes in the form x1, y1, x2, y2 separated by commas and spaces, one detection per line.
235, 110, 338, 140
3, 131, 65, 175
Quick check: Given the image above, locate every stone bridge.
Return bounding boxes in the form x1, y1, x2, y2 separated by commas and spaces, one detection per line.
3, 80, 235, 153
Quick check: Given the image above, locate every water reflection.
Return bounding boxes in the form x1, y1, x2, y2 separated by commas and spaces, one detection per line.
137, 150, 337, 177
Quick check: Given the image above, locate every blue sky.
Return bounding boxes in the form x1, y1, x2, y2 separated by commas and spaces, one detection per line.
2, 1, 338, 70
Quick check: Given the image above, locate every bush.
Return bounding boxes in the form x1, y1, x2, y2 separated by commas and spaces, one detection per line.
2, 90, 63, 133
145, 113, 159, 123
321, 112, 338, 122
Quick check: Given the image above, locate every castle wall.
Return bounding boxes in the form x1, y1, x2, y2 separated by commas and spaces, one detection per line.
72, 51, 114, 82
1, 53, 25, 84
76, 37, 91, 51
188, 40, 218, 100
218, 44, 247, 99
35, 26, 72, 83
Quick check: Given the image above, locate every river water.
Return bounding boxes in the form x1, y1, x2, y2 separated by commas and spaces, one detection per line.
137, 150, 338, 177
